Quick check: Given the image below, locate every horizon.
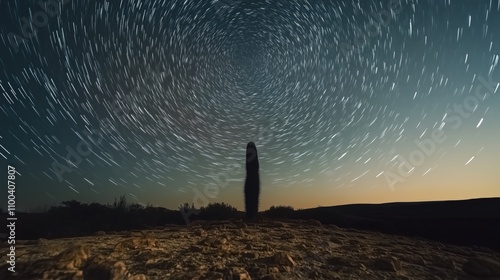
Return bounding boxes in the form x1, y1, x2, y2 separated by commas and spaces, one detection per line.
2, 0, 500, 213
5, 195, 500, 214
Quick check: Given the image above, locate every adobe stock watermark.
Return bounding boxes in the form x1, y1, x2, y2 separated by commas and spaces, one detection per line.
7, 0, 71, 53
382, 74, 499, 190
179, 117, 286, 225
339, 0, 403, 56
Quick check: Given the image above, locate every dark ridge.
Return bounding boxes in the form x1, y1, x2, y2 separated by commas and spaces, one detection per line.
292, 197, 500, 252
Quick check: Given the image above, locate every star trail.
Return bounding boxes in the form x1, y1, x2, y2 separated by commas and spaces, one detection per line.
1, 0, 499, 211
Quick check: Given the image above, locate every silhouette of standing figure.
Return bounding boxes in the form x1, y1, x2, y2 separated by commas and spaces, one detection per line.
244, 142, 260, 220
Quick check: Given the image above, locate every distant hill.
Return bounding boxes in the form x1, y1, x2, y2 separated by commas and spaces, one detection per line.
289, 198, 500, 251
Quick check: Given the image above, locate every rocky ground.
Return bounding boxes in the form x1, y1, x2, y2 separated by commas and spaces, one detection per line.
1, 218, 500, 280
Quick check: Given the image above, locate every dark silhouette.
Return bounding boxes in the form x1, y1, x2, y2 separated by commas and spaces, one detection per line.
244, 141, 260, 220
266, 205, 295, 218
197, 202, 239, 220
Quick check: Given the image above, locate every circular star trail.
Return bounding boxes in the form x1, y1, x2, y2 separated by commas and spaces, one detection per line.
1, 0, 499, 210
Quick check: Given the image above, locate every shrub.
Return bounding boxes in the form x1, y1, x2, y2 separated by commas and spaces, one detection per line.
266, 205, 295, 218
113, 195, 128, 212
198, 202, 238, 220
129, 203, 145, 211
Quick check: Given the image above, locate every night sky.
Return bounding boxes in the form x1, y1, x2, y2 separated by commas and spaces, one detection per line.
1, 0, 499, 212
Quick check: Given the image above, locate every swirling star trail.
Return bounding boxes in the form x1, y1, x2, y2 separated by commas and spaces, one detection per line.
1, 0, 499, 211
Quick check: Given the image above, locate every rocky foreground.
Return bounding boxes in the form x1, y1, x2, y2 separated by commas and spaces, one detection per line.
1, 218, 500, 280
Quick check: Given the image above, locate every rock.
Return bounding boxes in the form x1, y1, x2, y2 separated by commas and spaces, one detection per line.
369, 256, 401, 272
323, 270, 342, 279
307, 219, 323, 227
327, 256, 353, 267
115, 236, 157, 251
263, 244, 274, 252
268, 266, 280, 273
127, 231, 143, 237
214, 238, 228, 245
308, 270, 321, 278
327, 224, 340, 230
84, 258, 130, 280
348, 239, 361, 246
237, 222, 248, 229
95, 231, 106, 236
244, 251, 260, 259
194, 228, 206, 237
273, 252, 298, 266
218, 243, 231, 252
329, 236, 343, 244
443, 246, 473, 256
432, 256, 459, 270
234, 229, 245, 237
280, 232, 295, 240
335, 233, 348, 238
463, 256, 500, 277
263, 235, 273, 241
205, 271, 224, 279
327, 241, 341, 249
232, 267, 252, 280
198, 238, 212, 246
272, 222, 287, 228
218, 224, 227, 230
190, 245, 206, 253
37, 238, 49, 245
261, 274, 282, 280
56, 245, 90, 270
298, 243, 308, 250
